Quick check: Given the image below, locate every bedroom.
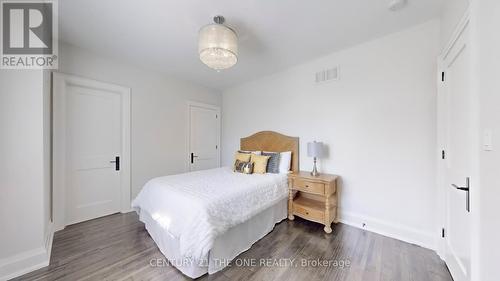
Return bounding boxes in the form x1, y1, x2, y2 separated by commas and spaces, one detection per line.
0, 0, 499, 280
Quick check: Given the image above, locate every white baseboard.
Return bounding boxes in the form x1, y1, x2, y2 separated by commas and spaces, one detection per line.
0, 222, 54, 281
55, 209, 134, 233
337, 210, 437, 251
121, 208, 135, 214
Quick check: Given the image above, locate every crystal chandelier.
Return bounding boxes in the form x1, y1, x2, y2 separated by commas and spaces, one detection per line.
198, 16, 238, 70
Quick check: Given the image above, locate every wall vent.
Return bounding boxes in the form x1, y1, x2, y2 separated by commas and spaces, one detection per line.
315, 66, 339, 84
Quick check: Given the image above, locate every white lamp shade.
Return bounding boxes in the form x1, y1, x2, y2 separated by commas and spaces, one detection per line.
307, 141, 324, 158
198, 24, 238, 70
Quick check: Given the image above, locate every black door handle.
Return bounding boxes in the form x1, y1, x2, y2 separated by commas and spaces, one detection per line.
452, 184, 469, 191
190, 153, 198, 164
451, 177, 470, 212
110, 156, 120, 171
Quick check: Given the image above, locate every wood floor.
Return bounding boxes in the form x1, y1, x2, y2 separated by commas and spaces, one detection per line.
13, 213, 452, 281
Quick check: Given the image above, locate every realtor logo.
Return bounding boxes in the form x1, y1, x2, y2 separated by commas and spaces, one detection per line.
1, 0, 58, 69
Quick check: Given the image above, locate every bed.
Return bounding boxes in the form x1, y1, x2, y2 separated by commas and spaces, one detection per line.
131, 131, 299, 278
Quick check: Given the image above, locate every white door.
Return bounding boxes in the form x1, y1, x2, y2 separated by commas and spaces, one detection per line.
188, 103, 220, 171
54, 73, 130, 229
443, 22, 472, 281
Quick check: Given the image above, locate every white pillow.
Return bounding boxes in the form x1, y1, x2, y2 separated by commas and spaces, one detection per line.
278, 151, 292, 174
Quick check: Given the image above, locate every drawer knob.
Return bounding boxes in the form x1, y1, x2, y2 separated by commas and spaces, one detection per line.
306, 212, 309, 215
305, 185, 309, 188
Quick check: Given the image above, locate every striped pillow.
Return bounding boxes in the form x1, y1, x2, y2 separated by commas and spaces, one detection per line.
262, 152, 280, 173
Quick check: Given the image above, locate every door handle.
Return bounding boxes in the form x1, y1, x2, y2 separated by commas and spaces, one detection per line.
110, 156, 120, 171
451, 184, 469, 191
451, 177, 470, 212
190, 153, 198, 164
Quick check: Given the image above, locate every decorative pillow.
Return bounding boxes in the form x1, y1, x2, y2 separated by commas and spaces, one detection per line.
242, 162, 254, 174
234, 160, 253, 174
262, 152, 280, 173
234, 153, 251, 172
250, 154, 271, 174
238, 150, 262, 155
235, 152, 251, 162
278, 151, 292, 173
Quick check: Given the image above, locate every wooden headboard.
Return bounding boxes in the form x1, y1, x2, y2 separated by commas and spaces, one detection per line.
240, 131, 299, 172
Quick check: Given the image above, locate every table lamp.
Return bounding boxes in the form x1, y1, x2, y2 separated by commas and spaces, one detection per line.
307, 141, 324, 176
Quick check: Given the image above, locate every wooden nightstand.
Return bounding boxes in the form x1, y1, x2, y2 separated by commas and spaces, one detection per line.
288, 171, 339, 233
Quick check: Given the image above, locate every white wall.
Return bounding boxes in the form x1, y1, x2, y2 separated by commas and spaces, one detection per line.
440, 0, 470, 48
475, 1, 500, 280
58, 43, 222, 198
222, 20, 440, 248
0, 70, 51, 279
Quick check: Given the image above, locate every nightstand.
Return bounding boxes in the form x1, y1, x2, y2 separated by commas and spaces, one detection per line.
288, 171, 339, 233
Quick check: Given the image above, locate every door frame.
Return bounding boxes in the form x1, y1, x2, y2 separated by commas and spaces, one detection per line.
186, 101, 221, 171
52, 72, 131, 231
436, 7, 480, 280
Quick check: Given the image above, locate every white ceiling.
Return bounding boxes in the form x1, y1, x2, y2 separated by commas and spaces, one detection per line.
59, 0, 443, 90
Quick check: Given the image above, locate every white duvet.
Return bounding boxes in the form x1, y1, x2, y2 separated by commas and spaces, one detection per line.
131, 167, 288, 261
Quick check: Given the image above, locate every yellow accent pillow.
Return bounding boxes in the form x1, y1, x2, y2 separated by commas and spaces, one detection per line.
250, 154, 271, 174
235, 152, 251, 162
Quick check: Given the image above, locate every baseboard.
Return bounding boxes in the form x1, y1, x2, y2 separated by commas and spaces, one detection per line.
0, 223, 54, 281
55, 209, 134, 233
121, 208, 135, 214
44, 222, 54, 265
337, 210, 437, 251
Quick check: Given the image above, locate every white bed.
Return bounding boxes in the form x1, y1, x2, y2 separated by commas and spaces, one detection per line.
131, 131, 299, 278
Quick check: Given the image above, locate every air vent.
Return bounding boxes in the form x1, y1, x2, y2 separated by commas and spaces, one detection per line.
315, 66, 339, 84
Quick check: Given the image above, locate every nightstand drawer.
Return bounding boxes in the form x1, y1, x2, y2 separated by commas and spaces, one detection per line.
293, 204, 324, 222
293, 179, 324, 195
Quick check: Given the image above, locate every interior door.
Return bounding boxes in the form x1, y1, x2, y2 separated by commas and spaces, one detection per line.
66, 85, 122, 224
189, 104, 220, 171
443, 22, 472, 281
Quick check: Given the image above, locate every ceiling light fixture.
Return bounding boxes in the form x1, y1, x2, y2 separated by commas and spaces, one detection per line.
198, 16, 238, 70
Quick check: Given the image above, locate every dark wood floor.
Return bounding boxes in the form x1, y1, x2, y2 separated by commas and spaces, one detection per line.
13, 212, 452, 281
